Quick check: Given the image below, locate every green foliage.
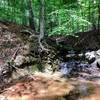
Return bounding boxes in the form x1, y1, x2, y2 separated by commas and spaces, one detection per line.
46, 0, 99, 36
0, 0, 99, 36
0, 0, 29, 25
47, 7, 92, 36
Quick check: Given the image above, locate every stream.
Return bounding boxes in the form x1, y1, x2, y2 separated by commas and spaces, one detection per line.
50, 49, 100, 87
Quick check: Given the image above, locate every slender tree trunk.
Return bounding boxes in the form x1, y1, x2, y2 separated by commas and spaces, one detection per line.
39, 0, 48, 51
98, 4, 100, 29
91, 0, 96, 30
28, 0, 35, 30
39, 0, 45, 40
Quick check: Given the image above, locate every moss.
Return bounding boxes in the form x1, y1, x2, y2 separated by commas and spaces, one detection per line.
31, 64, 44, 73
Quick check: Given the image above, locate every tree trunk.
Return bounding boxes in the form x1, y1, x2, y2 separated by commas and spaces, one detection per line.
28, 0, 35, 30
98, 4, 100, 29
39, 0, 48, 51
91, 0, 96, 30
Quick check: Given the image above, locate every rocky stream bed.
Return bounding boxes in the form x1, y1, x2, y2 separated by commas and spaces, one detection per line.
0, 21, 100, 100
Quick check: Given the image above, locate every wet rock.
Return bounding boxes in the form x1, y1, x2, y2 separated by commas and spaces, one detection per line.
85, 51, 96, 64
76, 63, 91, 73
96, 58, 100, 68
58, 61, 91, 77
96, 49, 100, 56
59, 62, 73, 76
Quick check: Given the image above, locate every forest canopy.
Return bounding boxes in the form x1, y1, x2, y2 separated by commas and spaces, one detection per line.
0, 0, 100, 36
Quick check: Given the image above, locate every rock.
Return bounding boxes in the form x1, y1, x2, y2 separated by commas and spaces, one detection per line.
78, 82, 100, 100
44, 64, 53, 74
0, 95, 6, 100
52, 72, 64, 80
96, 49, 100, 56
34, 72, 63, 80
85, 51, 96, 63
14, 55, 26, 66
90, 77, 100, 84
66, 54, 76, 58
67, 79, 100, 100
59, 62, 73, 76
58, 61, 91, 77
14, 55, 37, 68
76, 63, 91, 73
22, 44, 30, 56
96, 58, 100, 68
0, 63, 13, 84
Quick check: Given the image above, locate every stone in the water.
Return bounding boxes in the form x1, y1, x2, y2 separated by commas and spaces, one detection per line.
59, 62, 73, 76
58, 60, 92, 78
85, 51, 96, 64
96, 49, 100, 56
96, 58, 100, 68
76, 63, 91, 72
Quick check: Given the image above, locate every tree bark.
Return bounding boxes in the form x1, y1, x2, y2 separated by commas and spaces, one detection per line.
39, 0, 48, 51
28, 0, 35, 30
